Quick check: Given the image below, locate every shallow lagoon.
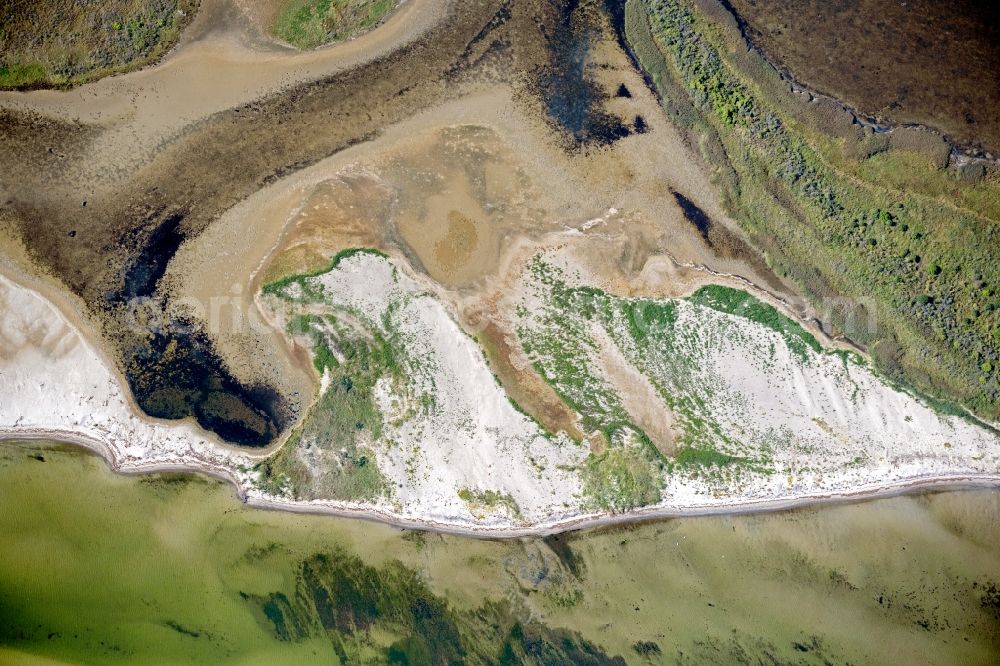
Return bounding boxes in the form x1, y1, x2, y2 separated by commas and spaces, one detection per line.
0, 441, 997, 664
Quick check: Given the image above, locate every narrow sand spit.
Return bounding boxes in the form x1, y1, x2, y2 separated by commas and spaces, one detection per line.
3, 262, 1000, 537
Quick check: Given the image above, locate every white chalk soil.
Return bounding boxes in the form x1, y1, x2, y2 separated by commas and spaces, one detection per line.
510, 248, 1000, 509
0, 273, 256, 484
261, 252, 587, 525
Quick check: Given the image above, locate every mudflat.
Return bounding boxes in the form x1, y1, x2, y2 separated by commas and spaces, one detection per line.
726, 0, 1000, 154
0, 0, 784, 447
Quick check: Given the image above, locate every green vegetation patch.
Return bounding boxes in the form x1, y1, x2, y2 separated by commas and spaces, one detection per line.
581, 444, 663, 513
261, 247, 388, 301
0, 64, 48, 89
672, 445, 741, 469
457, 488, 523, 520
272, 0, 397, 49
852, 151, 1000, 222
518, 259, 629, 438
516, 257, 782, 503
0, 0, 198, 89
688, 284, 821, 361
256, 297, 402, 502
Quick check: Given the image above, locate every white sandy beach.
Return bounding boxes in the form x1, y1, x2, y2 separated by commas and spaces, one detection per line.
2, 258, 1000, 537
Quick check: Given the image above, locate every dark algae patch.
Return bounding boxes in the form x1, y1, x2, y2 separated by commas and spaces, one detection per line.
119, 321, 288, 447
164, 621, 201, 639
632, 640, 661, 657
537, 1, 632, 147
244, 547, 625, 664
96, 209, 289, 446
102, 209, 289, 446
672, 190, 712, 242
300, 551, 465, 660
543, 533, 585, 579
113, 211, 186, 303
672, 189, 779, 282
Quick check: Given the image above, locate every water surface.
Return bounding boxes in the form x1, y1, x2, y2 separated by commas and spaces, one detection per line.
0, 441, 997, 663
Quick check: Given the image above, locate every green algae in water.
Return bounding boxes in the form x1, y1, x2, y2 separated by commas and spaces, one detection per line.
1, 441, 999, 663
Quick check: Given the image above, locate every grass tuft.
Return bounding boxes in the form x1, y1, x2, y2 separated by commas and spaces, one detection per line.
630, 0, 1000, 419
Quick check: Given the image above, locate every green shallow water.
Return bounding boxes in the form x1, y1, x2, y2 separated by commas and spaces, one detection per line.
0, 441, 998, 664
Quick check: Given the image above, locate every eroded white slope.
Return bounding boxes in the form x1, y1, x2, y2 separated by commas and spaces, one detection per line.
267, 253, 587, 524
1, 248, 999, 535
511, 249, 1000, 509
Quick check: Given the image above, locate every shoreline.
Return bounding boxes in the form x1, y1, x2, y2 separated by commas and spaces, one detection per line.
4, 428, 999, 539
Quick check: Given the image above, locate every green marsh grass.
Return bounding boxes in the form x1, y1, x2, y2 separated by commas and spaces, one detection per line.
272, 0, 397, 49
